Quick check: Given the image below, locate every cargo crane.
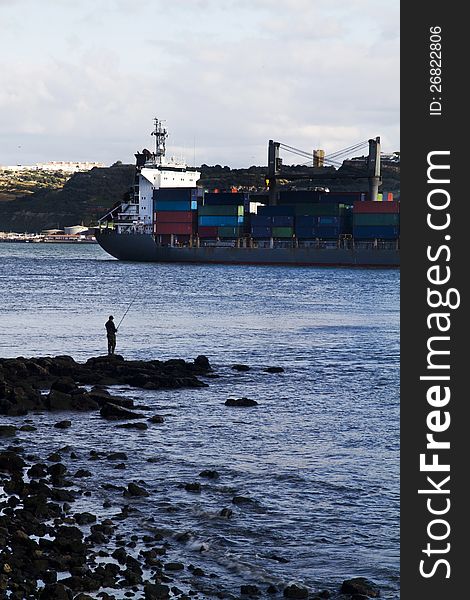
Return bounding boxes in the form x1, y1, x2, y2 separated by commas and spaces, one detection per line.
266, 138, 381, 205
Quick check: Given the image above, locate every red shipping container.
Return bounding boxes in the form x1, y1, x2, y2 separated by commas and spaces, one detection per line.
156, 211, 194, 223
353, 201, 399, 214
156, 222, 194, 235
198, 226, 219, 238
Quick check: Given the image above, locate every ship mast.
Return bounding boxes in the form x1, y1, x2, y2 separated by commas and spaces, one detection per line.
151, 117, 168, 164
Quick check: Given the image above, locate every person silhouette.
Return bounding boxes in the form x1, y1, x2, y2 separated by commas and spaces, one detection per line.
105, 315, 117, 355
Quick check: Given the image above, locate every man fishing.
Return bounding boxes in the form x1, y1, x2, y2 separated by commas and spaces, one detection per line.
105, 315, 117, 355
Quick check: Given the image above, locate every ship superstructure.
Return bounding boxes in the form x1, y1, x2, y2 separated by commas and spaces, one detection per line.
107, 118, 200, 235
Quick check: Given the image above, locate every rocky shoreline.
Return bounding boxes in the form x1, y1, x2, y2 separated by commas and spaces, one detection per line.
1, 355, 382, 599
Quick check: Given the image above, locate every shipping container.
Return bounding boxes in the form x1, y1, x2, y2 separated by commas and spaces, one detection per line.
279, 190, 323, 204
272, 227, 294, 238
315, 226, 341, 239
353, 225, 400, 239
251, 226, 272, 238
198, 204, 244, 216
318, 216, 340, 226
320, 192, 365, 204
204, 192, 248, 206
294, 203, 347, 216
257, 205, 296, 216
154, 200, 192, 212
156, 222, 194, 235
153, 188, 195, 202
353, 213, 400, 226
198, 226, 219, 238
272, 215, 295, 227
295, 226, 317, 239
353, 201, 400, 214
198, 215, 242, 227
217, 226, 243, 238
156, 211, 194, 223
250, 215, 272, 227
295, 215, 316, 228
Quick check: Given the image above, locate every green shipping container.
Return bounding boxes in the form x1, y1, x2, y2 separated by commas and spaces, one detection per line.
272, 226, 294, 238
294, 203, 348, 216
217, 226, 243, 238
353, 213, 400, 227
199, 204, 244, 216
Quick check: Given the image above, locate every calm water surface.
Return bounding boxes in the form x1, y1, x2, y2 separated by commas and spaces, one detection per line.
0, 243, 399, 598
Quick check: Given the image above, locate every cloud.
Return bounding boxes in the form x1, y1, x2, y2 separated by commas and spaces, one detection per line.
0, 0, 399, 166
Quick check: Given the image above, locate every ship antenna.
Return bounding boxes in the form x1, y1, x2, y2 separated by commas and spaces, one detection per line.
151, 117, 168, 164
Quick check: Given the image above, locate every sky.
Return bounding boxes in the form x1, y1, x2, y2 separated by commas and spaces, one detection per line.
0, 0, 399, 167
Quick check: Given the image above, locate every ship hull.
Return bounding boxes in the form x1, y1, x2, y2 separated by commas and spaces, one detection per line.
95, 231, 399, 267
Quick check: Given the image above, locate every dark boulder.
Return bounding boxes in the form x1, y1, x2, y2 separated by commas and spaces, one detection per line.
125, 482, 150, 497
39, 583, 73, 599
0, 425, 17, 437
340, 578, 380, 598
231, 364, 251, 371
225, 397, 258, 407
283, 584, 309, 599
265, 366, 284, 373
100, 403, 142, 420
54, 420, 72, 429
0, 450, 26, 473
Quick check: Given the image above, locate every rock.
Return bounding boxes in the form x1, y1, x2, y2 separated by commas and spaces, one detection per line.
164, 562, 184, 571
194, 355, 211, 372
283, 584, 309, 599
199, 469, 219, 479
317, 592, 330, 599
100, 403, 142, 420
74, 469, 92, 478
340, 578, 380, 598
47, 463, 67, 478
192, 567, 205, 576
225, 397, 258, 407
125, 482, 150, 497
0, 425, 17, 437
265, 366, 284, 373
219, 508, 233, 518
148, 414, 165, 424
241, 585, 261, 596
144, 583, 170, 599
20, 424, 37, 431
184, 482, 201, 493
111, 547, 128, 564
231, 364, 250, 371
107, 452, 128, 461
267, 585, 278, 594
232, 496, 255, 505
39, 582, 73, 599
47, 452, 61, 462
50, 377, 78, 394
116, 422, 148, 430
47, 389, 74, 411
74, 512, 97, 525
54, 420, 72, 429
0, 450, 26, 473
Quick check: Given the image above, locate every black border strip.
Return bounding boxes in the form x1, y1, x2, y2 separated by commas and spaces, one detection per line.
401, 4, 467, 598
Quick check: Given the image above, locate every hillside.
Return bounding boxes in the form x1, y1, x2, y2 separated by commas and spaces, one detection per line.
0, 163, 400, 233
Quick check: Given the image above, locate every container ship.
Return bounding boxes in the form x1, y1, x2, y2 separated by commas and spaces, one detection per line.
95, 120, 399, 267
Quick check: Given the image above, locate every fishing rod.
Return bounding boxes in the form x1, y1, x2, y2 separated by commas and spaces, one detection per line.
116, 290, 140, 331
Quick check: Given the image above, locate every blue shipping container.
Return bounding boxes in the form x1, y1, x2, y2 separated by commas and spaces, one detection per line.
251, 215, 272, 227
272, 215, 294, 227
204, 192, 248, 206
295, 216, 316, 227
318, 216, 340, 226
315, 226, 341, 238
257, 205, 296, 216
251, 226, 272, 238
154, 188, 194, 201
353, 226, 399, 239
295, 227, 316, 238
154, 200, 192, 212
198, 216, 241, 227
